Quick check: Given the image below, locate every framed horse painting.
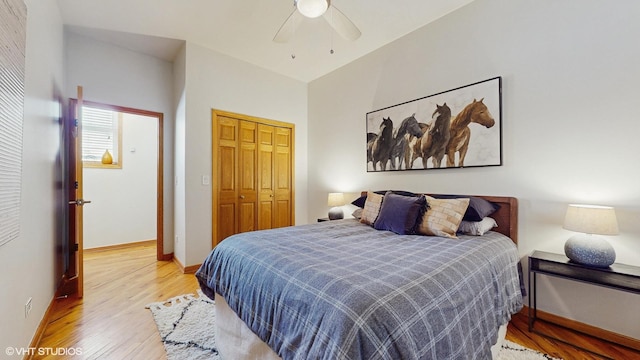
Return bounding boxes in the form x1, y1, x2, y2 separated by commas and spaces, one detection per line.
366, 77, 502, 172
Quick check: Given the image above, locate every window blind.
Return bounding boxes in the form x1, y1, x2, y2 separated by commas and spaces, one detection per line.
82, 106, 119, 162
0, 0, 27, 247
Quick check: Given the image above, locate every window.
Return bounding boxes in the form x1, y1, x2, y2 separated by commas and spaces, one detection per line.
82, 105, 122, 169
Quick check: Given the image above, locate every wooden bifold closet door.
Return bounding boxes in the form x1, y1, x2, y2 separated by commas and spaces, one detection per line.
212, 110, 294, 247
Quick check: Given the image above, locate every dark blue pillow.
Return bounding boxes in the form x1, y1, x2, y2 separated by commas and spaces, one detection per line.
373, 193, 427, 235
351, 190, 418, 208
431, 195, 500, 221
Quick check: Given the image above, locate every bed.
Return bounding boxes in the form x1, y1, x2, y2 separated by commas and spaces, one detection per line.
196, 192, 523, 359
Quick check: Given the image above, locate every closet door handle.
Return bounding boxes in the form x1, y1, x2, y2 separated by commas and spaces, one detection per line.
69, 199, 92, 206
239, 195, 245, 199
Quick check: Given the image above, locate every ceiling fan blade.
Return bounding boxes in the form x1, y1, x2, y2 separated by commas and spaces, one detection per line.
273, 10, 302, 43
323, 5, 361, 41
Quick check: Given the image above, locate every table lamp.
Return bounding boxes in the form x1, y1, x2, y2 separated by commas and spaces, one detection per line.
562, 204, 619, 268
327, 192, 345, 220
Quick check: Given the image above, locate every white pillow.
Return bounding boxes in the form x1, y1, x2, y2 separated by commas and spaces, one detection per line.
458, 217, 498, 236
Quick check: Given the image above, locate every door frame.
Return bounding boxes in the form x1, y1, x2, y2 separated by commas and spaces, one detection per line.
70, 99, 167, 261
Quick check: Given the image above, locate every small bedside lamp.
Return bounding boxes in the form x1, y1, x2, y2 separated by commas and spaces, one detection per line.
327, 192, 345, 220
563, 204, 619, 268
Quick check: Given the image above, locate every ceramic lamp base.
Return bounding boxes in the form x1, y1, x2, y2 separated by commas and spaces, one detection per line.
564, 234, 616, 268
328, 207, 344, 220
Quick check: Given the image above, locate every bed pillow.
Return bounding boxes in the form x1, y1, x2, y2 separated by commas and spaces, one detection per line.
360, 191, 384, 226
351, 195, 368, 208
351, 190, 418, 208
458, 217, 498, 236
432, 195, 500, 221
351, 208, 363, 220
417, 196, 470, 238
373, 193, 427, 235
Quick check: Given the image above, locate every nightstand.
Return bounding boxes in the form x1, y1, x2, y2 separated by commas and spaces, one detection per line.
528, 250, 640, 353
317, 218, 330, 222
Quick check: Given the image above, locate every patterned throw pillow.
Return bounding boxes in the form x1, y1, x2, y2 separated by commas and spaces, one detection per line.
432, 195, 500, 221
417, 196, 470, 238
360, 191, 384, 226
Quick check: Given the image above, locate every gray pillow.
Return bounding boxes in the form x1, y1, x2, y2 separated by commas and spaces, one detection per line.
373, 193, 426, 235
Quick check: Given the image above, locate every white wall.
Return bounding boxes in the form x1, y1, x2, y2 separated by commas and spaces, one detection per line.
62, 32, 310, 270
83, 114, 158, 249
176, 43, 309, 267
0, 0, 65, 351
308, 0, 640, 339
173, 44, 187, 264
65, 32, 176, 254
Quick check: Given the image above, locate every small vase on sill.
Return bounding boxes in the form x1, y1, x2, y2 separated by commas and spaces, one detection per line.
101, 149, 113, 164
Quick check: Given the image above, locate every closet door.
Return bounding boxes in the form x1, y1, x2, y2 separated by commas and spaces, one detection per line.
257, 124, 274, 230
215, 117, 258, 245
238, 120, 257, 234
215, 116, 239, 244
212, 110, 294, 248
274, 127, 292, 228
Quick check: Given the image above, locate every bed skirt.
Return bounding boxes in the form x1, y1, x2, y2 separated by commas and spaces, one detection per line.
215, 293, 508, 360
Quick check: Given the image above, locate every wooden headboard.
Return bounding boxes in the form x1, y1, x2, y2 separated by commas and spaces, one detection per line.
359, 192, 518, 244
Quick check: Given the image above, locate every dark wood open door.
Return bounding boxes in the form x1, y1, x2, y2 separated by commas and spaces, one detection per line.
60, 86, 87, 298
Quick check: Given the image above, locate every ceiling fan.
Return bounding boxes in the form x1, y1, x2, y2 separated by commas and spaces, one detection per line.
273, 0, 361, 43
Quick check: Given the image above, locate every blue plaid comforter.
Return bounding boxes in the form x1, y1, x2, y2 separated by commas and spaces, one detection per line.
196, 219, 523, 360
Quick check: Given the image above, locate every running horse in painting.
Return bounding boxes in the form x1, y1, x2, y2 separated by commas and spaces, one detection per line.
420, 103, 451, 169
389, 114, 424, 170
406, 122, 430, 169
446, 98, 495, 167
368, 117, 394, 171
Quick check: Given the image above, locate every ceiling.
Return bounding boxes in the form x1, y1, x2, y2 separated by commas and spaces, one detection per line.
56, 0, 475, 83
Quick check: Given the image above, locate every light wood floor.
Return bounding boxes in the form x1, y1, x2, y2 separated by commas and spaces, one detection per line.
35, 242, 198, 360
34, 242, 639, 359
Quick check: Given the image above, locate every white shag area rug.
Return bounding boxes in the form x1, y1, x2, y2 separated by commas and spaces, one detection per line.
147, 292, 560, 360
146, 290, 221, 360
499, 340, 561, 360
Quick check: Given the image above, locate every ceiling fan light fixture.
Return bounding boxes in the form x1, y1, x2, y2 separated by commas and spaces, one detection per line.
296, 0, 329, 18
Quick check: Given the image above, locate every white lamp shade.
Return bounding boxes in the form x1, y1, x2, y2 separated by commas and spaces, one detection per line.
327, 192, 345, 207
563, 204, 619, 235
296, 0, 329, 18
